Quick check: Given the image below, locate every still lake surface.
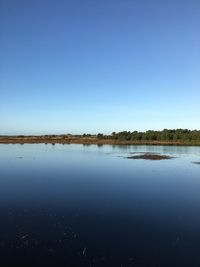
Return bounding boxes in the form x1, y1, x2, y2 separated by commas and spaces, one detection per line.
0, 144, 200, 266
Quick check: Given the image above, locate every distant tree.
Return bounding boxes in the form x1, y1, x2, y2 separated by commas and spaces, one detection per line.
112, 132, 117, 139
97, 133, 104, 139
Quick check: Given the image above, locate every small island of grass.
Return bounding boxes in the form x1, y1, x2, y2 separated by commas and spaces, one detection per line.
126, 153, 173, 160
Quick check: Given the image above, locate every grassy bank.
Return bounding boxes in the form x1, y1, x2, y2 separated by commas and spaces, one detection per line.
1, 135, 200, 146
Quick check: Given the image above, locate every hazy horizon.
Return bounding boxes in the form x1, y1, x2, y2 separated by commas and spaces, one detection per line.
1, 0, 200, 135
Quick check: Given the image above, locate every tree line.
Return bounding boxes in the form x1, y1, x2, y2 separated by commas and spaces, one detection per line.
4, 129, 200, 143
96, 129, 200, 141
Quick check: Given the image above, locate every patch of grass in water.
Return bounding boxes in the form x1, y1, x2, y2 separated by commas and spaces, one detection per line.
192, 161, 200, 165
125, 153, 173, 160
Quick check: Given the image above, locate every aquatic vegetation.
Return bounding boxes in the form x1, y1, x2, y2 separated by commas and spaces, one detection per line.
192, 161, 200, 165
126, 153, 173, 160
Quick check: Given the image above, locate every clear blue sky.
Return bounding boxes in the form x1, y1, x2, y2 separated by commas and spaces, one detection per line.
1, 0, 199, 134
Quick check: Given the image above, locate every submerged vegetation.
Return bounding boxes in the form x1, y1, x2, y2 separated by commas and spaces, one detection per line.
0, 129, 200, 145
126, 153, 173, 160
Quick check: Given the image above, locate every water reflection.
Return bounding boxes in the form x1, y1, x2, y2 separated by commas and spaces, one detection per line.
0, 144, 200, 266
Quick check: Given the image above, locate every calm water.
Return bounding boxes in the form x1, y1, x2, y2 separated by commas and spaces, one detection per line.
0, 144, 200, 266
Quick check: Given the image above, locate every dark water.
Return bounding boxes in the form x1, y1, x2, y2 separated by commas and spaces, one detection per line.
0, 144, 200, 267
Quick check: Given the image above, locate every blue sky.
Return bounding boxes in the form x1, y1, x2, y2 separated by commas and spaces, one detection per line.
0, 0, 199, 134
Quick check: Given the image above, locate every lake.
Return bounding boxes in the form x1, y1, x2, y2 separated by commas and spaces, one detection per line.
0, 144, 200, 266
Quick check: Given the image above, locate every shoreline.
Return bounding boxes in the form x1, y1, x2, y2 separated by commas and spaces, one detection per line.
1, 137, 200, 146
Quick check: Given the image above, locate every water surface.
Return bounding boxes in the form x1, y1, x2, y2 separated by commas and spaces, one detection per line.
0, 144, 200, 266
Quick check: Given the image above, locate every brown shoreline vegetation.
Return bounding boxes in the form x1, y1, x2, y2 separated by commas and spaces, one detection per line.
0, 135, 200, 146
